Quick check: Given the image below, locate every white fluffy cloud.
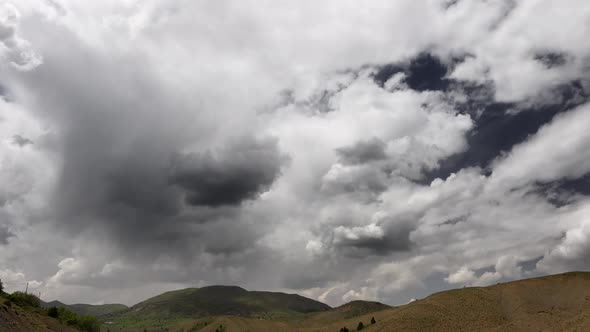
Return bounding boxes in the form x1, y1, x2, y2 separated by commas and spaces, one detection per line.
491, 103, 590, 189
0, 2, 41, 70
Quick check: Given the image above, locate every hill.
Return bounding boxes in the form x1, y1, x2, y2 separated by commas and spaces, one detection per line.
333, 300, 390, 317
104, 271, 590, 331
101, 297, 389, 332
42, 300, 128, 317
102, 285, 332, 330
123, 285, 330, 318
301, 300, 390, 326
368, 271, 590, 331
0, 297, 77, 332
11, 271, 590, 331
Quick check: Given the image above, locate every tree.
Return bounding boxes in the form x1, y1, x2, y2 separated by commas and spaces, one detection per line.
0, 278, 3, 294
357, 321, 364, 330
371, 316, 376, 324
47, 306, 59, 318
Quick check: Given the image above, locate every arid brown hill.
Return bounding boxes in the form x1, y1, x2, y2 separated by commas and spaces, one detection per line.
367, 271, 590, 332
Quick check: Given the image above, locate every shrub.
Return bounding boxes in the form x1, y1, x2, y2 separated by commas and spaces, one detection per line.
339, 327, 349, 332
57, 307, 78, 326
47, 306, 59, 318
357, 321, 364, 330
7, 291, 41, 308
49, 307, 100, 332
78, 315, 100, 332
0, 278, 3, 294
371, 316, 376, 324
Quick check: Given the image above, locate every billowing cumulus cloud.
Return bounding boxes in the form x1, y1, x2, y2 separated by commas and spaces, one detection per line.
0, 2, 42, 70
0, 0, 590, 308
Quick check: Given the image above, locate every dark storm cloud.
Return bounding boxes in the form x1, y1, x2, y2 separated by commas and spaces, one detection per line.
336, 138, 387, 165
439, 214, 468, 226
534, 52, 569, 69
11, 134, 33, 146
169, 138, 284, 207
0, 225, 14, 245
334, 222, 414, 257
442, 0, 460, 10
5, 25, 286, 264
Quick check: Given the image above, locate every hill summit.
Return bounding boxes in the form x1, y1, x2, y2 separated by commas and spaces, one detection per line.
123, 285, 331, 319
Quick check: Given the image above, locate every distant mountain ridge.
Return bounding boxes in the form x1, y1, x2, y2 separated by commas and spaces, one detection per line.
41, 299, 128, 317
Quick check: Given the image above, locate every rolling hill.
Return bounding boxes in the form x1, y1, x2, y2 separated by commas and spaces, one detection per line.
41, 300, 128, 317
7, 271, 590, 331
120, 285, 330, 318
101, 285, 333, 330
103, 271, 590, 331
366, 271, 590, 331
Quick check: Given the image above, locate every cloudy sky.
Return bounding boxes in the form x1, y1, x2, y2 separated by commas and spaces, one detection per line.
1, 0, 590, 307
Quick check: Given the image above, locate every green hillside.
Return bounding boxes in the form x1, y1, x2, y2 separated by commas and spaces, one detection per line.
124, 285, 330, 318
100, 285, 331, 331
0, 292, 101, 332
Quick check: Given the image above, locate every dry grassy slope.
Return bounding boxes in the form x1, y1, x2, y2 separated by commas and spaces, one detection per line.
192, 307, 393, 332
366, 271, 590, 332
0, 297, 77, 332
99, 301, 391, 332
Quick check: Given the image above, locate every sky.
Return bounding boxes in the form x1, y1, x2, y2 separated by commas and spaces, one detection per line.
1, 0, 590, 307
